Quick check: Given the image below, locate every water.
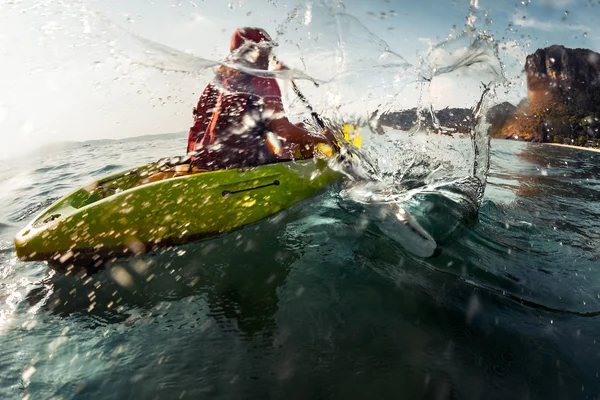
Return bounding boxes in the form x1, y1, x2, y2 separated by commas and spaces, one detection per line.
0, 135, 599, 399
2, 0, 600, 397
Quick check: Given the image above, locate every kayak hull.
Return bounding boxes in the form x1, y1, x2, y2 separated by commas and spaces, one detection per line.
14, 158, 342, 268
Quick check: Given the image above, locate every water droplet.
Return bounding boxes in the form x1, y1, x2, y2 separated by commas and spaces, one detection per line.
111, 266, 134, 287
466, 293, 480, 324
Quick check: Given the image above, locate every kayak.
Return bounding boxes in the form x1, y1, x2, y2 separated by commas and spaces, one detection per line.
14, 152, 344, 270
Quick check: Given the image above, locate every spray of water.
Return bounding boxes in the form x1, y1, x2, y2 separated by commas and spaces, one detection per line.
2, 0, 512, 257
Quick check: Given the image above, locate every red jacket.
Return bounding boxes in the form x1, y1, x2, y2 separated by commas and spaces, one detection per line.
187, 73, 283, 170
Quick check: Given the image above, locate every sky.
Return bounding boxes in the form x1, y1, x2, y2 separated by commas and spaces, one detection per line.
0, 0, 598, 160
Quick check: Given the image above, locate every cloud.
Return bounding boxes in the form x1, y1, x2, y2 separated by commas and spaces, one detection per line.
418, 37, 436, 48
539, 0, 575, 8
190, 12, 206, 23
511, 10, 590, 33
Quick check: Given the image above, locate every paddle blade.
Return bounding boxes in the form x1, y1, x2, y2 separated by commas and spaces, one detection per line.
315, 143, 335, 157
342, 124, 362, 149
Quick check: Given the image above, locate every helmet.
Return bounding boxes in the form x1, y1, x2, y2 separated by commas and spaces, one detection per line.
230, 27, 276, 53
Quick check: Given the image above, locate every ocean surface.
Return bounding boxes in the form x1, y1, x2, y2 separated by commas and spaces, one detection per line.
1, 134, 600, 399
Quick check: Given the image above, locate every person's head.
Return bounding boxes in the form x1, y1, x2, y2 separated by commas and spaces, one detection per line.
229, 27, 276, 69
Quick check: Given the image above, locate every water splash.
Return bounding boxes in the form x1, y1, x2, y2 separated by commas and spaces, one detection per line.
2, 0, 508, 256
325, 16, 504, 254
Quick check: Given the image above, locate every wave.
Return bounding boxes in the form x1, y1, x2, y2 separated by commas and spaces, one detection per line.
11, 197, 60, 223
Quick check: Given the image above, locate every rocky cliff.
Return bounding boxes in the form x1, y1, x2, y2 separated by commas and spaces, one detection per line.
526, 45, 600, 108
494, 45, 600, 145
378, 45, 600, 146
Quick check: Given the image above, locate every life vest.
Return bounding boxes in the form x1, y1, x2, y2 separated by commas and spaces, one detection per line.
187, 72, 272, 170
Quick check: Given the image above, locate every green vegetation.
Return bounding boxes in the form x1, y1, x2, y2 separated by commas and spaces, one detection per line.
553, 135, 562, 144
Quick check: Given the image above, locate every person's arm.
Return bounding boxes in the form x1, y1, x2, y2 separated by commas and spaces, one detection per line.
188, 83, 218, 154
268, 117, 329, 145
252, 77, 332, 146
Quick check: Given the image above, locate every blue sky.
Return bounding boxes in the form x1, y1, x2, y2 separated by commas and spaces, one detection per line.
0, 0, 598, 159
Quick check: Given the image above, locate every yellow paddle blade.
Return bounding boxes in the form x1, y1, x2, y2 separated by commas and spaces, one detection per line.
315, 124, 361, 158
342, 123, 362, 149
315, 143, 334, 158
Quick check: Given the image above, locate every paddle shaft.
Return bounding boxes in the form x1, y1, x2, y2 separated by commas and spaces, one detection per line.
289, 80, 326, 131
287, 79, 343, 152
273, 58, 327, 130
273, 58, 343, 151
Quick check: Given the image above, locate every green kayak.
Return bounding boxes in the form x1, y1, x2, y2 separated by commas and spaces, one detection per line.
14, 154, 343, 269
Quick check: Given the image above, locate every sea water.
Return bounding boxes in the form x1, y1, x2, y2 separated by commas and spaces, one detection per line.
1, 0, 600, 398
0, 136, 599, 399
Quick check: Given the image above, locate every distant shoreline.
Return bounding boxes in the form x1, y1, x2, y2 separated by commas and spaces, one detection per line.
544, 143, 600, 153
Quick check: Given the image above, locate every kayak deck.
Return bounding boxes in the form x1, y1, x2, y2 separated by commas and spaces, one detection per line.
14, 156, 342, 269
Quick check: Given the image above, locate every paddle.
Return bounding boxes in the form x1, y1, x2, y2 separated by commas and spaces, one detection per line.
279, 65, 376, 180
288, 79, 343, 152
272, 59, 340, 150
288, 80, 372, 168
289, 80, 326, 130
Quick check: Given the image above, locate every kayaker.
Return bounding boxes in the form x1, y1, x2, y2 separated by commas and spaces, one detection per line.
187, 27, 335, 170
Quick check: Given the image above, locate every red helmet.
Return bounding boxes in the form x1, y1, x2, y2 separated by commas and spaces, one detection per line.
230, 27, 275, 53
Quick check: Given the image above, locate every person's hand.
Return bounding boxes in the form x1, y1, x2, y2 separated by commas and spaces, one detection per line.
321, 129, 338, 147
272, 59, 287, 71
